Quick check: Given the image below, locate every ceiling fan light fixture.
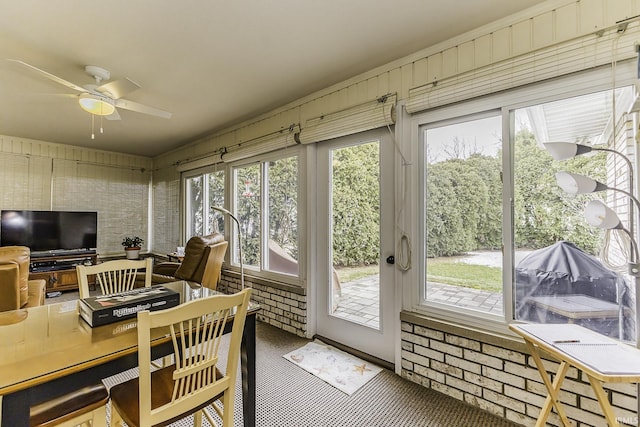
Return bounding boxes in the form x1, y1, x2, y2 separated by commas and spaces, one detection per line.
78, 93, 115, 116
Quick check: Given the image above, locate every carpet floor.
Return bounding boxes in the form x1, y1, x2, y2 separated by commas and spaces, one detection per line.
101, 321, 519, 427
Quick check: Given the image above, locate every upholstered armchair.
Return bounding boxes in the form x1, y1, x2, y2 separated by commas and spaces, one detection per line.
0, 246, 46, 312
150, 233, 228, 290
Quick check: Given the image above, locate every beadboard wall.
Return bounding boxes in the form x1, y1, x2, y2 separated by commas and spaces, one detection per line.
0, 135, 152, 256
154, 0, 640, 171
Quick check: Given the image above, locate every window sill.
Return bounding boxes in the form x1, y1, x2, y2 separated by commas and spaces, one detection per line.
221, 268, 306, 295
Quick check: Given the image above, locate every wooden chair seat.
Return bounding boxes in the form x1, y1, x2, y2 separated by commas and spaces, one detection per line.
29, 383, 109, 427
110, 365, 224, 427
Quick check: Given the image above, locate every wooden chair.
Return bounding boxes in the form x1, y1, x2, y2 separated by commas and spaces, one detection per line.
76, 258, 153, 299
109, 288, 252, 427
29, 383, 109, 427
32, 258, 153, 426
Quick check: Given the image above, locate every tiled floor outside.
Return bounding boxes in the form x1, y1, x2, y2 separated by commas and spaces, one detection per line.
332, 276, 502, 328
332, 275, 380, 328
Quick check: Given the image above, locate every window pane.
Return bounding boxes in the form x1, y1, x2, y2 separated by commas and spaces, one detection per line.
513, 87, 636, 341
207, 170, 225, 235
424, 115, 503, 315
266, 156, 299, 275
235, 165, 261, 268
331, 141, 380, 328
186, 175, 204, 237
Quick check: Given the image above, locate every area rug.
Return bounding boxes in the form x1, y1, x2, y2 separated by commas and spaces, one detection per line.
282, 340, 382, 395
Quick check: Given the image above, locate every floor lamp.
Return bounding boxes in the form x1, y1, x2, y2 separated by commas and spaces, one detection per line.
584, 200, 640, 339
211, 206, 244, 290
546, 143, 640, 417
545, 142, 635, 237
554, 171, 640, 340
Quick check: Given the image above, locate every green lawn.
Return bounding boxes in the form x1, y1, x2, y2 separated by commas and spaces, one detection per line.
334, 265, 378, 283
335, 258, 501, 293
427, 257, 502, 292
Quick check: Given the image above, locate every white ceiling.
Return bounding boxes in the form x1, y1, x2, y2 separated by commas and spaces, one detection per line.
0, 0, 548, 157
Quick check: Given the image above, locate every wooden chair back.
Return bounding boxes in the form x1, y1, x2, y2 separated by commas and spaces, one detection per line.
201, 241, 228, 290
111, 288, 251, 427
76, 258, 152, 299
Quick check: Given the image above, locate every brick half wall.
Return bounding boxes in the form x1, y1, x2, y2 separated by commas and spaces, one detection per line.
400, 312, 638, 426
219, 270, 308, 338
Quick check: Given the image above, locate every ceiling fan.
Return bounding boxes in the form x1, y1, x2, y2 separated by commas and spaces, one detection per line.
8, 59, 172, 121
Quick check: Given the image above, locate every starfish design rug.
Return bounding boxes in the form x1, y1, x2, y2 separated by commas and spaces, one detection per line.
283, 340, 382, 395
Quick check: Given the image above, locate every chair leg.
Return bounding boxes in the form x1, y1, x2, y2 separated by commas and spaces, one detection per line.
221, 392, 233, 426
193, 409, 203, 427
110, 404, 123, 427
203, 406, 218, 427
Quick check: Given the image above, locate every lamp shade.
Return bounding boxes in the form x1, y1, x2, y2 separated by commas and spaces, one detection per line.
584, 200, 622, 229
78, 93, 116, 116
555, 172, 607, 194
543, 142, 593, 160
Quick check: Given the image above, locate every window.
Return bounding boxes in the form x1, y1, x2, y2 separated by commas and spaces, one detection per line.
413, 68, 639, 339
513, 87, 635, 341
422, 114, 503, 316
266, 156, 299, 275
184, 168, 225, 239
231, 153, 300, 277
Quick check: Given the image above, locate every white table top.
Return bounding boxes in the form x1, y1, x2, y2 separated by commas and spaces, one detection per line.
511, 323, 640, 378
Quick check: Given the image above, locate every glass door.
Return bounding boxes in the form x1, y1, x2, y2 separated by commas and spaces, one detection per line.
315, 128, 395, 363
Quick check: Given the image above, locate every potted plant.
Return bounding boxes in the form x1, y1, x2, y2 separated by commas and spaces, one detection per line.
122, 236, 144, 259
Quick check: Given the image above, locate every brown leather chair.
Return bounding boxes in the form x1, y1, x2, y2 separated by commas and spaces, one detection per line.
150, 233, 228, 290
0, 246, 45, 312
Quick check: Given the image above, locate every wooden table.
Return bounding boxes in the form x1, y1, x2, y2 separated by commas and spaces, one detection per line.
0, 281, 259, 427
510, 323, 640, 427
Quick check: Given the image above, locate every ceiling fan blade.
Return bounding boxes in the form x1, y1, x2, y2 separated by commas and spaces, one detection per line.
105, 109, 121, 121
28, 93, 77, 100
8, 59, 87, 93
96, 78, 141, 99
115, 98, 172, 119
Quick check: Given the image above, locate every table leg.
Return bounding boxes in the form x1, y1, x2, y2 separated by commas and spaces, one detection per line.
525, 341, 572, 427
586, 375, 620, 427
241, 314, 256, 427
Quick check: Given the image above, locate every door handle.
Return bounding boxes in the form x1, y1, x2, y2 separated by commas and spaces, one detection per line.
386, 255, 395, 265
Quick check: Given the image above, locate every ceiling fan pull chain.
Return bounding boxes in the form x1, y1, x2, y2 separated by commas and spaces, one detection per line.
91, 114, 95, 140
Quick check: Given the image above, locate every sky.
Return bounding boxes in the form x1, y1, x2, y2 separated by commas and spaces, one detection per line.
425, 115, 502, 163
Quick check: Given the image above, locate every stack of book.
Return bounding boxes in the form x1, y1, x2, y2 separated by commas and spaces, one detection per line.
79, 285, 180, 327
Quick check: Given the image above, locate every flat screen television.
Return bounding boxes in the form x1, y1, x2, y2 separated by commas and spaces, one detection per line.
0, 210, 97, 255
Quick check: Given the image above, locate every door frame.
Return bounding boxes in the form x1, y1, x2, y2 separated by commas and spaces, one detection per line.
312, 127, 396, 363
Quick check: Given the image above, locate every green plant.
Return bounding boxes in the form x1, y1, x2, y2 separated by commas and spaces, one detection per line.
122, 236, 144, 249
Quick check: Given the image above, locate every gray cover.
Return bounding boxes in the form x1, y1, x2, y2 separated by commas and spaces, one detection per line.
515, 241, 633, 340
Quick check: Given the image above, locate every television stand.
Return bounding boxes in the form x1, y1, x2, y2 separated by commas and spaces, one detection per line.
29, 253, 98, 292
